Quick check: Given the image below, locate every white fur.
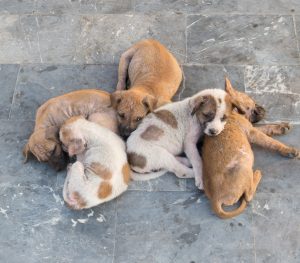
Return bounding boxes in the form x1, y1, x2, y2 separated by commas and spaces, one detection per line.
127, 89, 229, 189
60, 119, 129, 209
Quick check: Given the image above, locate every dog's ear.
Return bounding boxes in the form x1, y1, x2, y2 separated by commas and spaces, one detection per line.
191, 95, 209, 116
224, 77, 246, 114
142, 95, 157, 112
23, 143, 32, 163
110, 91, 123, 109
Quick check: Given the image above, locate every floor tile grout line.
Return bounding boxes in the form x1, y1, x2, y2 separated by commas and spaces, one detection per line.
8, 65, 21, 120
251, 203, 257, 263
292, 15, 300, 61
111, 200, 118, 263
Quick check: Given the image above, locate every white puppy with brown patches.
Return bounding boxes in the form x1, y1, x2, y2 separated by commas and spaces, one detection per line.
59, 116, 130, 210
126, 88, 233, 189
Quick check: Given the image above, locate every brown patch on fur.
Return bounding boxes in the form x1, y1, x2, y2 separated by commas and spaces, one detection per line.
89, 162, 112, 180
122, 163, 131, 184
193, 95, 217, 123
140, 125, 164, 141
154, 110, 178, 128
128, 152, 147, 168
218, 98, 222, 104
71, 192, 86, 208
98, 182, 112, 199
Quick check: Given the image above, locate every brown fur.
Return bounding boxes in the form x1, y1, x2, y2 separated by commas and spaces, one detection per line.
67, 191, 86, 210
140, 125, 164, 141
122, 163, 131, 185
112, 39, 182, 137
202, 79, 299, 219
23, 89, 117, 170
89, 162, 112, 180
98, 182, 112, 199
154, 110, 178, 129
192, 95, 218, 124
127, 152, 147, 169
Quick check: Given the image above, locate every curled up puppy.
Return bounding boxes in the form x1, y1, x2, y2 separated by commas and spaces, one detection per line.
111, 39, 182, 138
126, 87, 235, 189
59, 116, 130, 210
202, 79, 300, 219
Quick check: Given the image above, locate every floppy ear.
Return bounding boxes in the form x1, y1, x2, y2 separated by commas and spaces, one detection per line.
142, 95, 157, 112
23, 143, 32, 163
191, 95, 209, 116
110, 91, 123, 109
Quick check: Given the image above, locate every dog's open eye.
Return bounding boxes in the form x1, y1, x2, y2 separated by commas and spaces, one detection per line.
118, 112, 125, 119
135, 117, 142, 122
221, 115, 227, 122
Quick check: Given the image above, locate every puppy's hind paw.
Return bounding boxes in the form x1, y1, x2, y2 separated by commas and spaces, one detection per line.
195, 181, 204, 190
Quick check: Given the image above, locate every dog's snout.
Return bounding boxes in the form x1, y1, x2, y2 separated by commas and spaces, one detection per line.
251, 104, 266, 123
120, 126, 132, 138
209, 128, 218, 136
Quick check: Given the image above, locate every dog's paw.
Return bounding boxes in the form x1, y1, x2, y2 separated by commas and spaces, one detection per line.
286, 148, 300, 159
195, 176, 204, 190
279, 122, 292, 135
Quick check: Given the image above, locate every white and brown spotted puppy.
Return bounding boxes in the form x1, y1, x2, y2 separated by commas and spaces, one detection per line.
126, 87, 234, 189
59, 116, 130, 210
111, 39, 182, 138
202, 79, 300, 219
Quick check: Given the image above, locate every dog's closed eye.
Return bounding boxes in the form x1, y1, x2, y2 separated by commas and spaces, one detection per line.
118, 112, 125, 119
221, 115, 227, 122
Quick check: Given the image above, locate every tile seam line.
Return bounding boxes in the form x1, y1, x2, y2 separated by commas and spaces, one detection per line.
3, 63, 300, 67
1, 12, 299, 16
292, 15, 300, 61
111, 200, 118, 263
8, 65, 21, 120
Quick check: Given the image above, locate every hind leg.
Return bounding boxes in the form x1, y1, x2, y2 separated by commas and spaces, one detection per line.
245, 170, 262, 202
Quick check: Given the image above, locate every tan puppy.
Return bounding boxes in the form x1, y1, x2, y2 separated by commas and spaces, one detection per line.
23, 89, 117, 171
111, 39, 182, 137
59, 116, 130, 210
202, 79, 300, 219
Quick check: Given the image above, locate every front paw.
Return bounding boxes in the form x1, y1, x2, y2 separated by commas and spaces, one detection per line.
195, 177, 204, 190
285, 147, 300, 159
278, 122, 292, 135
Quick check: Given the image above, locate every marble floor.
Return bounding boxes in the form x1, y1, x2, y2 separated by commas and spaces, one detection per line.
0, 1, 300, 262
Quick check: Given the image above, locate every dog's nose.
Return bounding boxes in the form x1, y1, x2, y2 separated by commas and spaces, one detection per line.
209, 128, 217, 135
120, 126, 132, 138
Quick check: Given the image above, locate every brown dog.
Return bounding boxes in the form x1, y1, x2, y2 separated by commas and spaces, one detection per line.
111, 39, 182, 137
202, 79, 300, 219
23, 89, 117, 171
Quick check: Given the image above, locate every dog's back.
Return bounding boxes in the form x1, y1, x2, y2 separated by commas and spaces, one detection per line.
202, 112, 254, 218
128, 39, 182, 99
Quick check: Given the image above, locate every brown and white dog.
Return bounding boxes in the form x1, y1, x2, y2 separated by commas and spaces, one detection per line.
59, 116, 130, 210
111, 39, 182, 138
202, 79, 300, 219
23, 89, 117, 171
126, 87, 235, 189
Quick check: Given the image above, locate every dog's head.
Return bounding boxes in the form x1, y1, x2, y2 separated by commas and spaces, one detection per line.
191, 89, 232, 136
59, 116, 87, 157
225, 78, 265, 123
23, 126, 67, 171
110, 90, 158, 138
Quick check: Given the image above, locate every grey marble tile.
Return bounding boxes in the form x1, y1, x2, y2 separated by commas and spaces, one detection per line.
244, 65, 300, 121
0, 64, 19, 119
251, 124, 300, 195
187, 15, 299, 65
0, 0, 35, 15
74, 14, 186, 64
128, 172, 186, 192
10, 64, 118, 120
179, 64, 244, 99
134, 0, 238, 14
79, 0, 133, 14
114, 191, 254, 263
252, 193, 300, 263
238, 0, 300, 14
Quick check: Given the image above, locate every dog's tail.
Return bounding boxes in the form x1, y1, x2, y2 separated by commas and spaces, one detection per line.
130, 170, 167, 181
212, 196, 248, 219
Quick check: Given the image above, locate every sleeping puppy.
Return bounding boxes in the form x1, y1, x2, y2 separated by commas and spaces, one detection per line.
126, 87, 235, 189
202, 79, 300, 219
59, 116, 130, 210
111, 39, 182, 138
23, 89, 117, 171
